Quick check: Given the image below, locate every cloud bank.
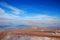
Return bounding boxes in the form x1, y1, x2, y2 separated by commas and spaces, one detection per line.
0, 2, 60, 27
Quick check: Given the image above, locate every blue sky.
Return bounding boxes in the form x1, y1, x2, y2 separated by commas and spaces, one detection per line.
0, 0, 60, 27
0, 0, 60, 16
0, 0, 60, 15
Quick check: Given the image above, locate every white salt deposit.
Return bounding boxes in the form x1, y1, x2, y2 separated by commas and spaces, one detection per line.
2, 36, 60, 40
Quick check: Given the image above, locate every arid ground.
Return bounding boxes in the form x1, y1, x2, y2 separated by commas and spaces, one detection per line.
0, 27, 60, 40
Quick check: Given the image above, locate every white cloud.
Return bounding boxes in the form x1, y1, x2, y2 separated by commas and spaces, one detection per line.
24, 14, 57, 20
0, 2, 24, 15
0, 2, 60, 27
34, 15, 56, 20
0, 2, 58, 20
0, 8, 20, 20
0, 8, 5, 15
0, 8, 59, 25
0, 2, 24, 20
2, 14, 20, 19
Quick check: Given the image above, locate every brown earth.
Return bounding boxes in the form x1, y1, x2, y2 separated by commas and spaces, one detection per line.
0, 29, 60, 40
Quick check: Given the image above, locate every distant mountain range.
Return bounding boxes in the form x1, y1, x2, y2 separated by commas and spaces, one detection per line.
0, 18, 60, 30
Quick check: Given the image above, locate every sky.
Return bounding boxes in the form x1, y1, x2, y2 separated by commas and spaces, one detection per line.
0, 0, 60, 27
